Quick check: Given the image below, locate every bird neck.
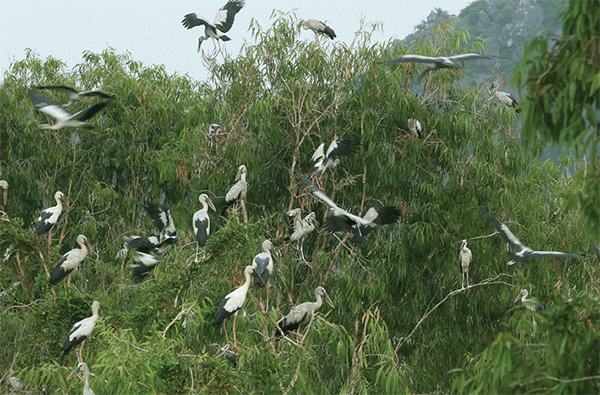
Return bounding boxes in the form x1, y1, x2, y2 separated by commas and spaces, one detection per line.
314, 293, 323, 310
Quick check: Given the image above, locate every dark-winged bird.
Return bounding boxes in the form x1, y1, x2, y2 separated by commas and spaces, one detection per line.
297, 19, 336, 40
50, 235, 92, 285
143, 202, 177, 239
193, 194, 216, 262
309, 139, 356, 174
275, 286, 334, 339
490, 82, 521, 113
62, 300, 100, 355
382, 53, 495, 77
28, 91, 107, 130
36, 85, 113, 108
35, 191, 66, 235
251, 240, 274, 288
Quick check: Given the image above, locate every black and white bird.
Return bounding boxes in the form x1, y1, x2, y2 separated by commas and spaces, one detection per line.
481, 209, 582, 265
50, 235, 92, 285
459, 239, 472, 289
297, 19, 337, 40
221, 164, 248, 216
407, 118, 422, 138
182, 0, 246, 52
193, 194, 216, 262
35, 191, 66, 235
0, 180, 8, 213
208, 124, 223, 147
515, 289, 544, 313
251, 240, 274, 288
143, 202, 177, 239
308, 139, 356, 174
275, 286, 334, 339
28, 91, 107, 131
123, 235, 178, 254
382, 53, 494, 74
490, 82, 521, 113
36, 85, 114, 108
127, 252, 161, 281
62, 300, 100, 355
67, 362, 94, 395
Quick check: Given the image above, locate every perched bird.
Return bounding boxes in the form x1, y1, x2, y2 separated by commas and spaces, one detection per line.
382, 53, 494, 75
515, 289, 544, 313
481, 209, 582, 265
308, 139, 356, 174
50, 235, 92, 285
182, 0, 246, 52
193, 194, 216, 262
407, 118, 422, 138
0, 180, 8, 212
251, 240, 274, 288
5, 368, 25, 393
28, 91, 107, 131
127, 252, 161, 281
288, 209, 318, 260
35, 191, 66, 235
490, 82, 521, 113
297, 19, 337, 40
275, 286, 334, 339
459, 239, 472, 289
221, 164, 248, 217
143, 203, 176, 239
36, 85, 114, 108
67, 362, 94, 395
62, 300, 100, 355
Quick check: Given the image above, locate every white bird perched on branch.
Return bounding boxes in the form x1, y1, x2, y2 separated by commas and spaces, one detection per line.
28, 91, 107, 131
35, 191, 66, 235
193, 194, 216, 262
481, 209, 582, 265
490, 82, 521, 113
514, 289, 544, 313
459, 239, 472, 289
50, 235, 92, 285
275, 286, 334, 340
308, 139, 356, 174
297, 19, 337, 40
0, 180, 8, 213
182, 0, 245, 52
407, 118, 422, 138
251, 240, 274, 288
62, 300, 100, 356
221, 164, 248, 219
288, 208, 317, 260
143, 202, 177, 239
67, 362, 94, 395
36, 85, 114, 108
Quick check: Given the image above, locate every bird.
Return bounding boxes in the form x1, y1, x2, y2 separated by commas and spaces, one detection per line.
490, 82, 521, 113
407, 118, 422, 138
123, 235, 178, 255
62, 300, 100, 356
514, 289, 544, 313
382, 53, 494, 75
36, 85, 114, 108
127, 252, 161, 281
301, 174, 401, 243
193, 194, 216, 262
5, 368, 25, 393
251, 240, 274, 288
50, 235, 92, 285
288, 209, 317, 260
208, 124, 224, 147
481, 209, 583, 265
0, 180, 8, 213
182, 0, 246, 52
308, 139, 356, 174
67, 362, 94, 395
221, 164, 248, 218
297, 19, 337, 40
28, 91, 107, 131
214, 265, 255, 347
143, 202, 176, 239
459, 239, 472, 289
34, 191, 66, 235
275, 286, 334, 340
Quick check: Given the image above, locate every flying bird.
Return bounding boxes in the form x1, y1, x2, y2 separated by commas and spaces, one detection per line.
36, 85, 114, 108
382, 53, 494, 75
481, 209, 582, 264
193, 194, 216, 262
50, 235, 92, 285
407, 118, 422, 138
67, 362, 94, 395
297, 19, 337, 40
182, 0, 246, 52
35, 191, 66, 235
308, 139, 356, 174
127, 251, 161, 281
275, 286, 334, 339
28, 91, 107, 131
251, 240, 274, 288
515, 289, 544, 313
143, 202, 177, 239
123, 235, 178, 255
459, 239, 472, 289
62, 300, 100, 356
221, 164, 248, 217
490, 82, 521, 113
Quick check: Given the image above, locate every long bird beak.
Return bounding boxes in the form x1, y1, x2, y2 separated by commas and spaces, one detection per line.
67, 365, 82, 380
235, 171, 241, 182
324, 293, 334, 308
208, 198, 216, 212
514, 292, 523, 303
85, 241, 93, 255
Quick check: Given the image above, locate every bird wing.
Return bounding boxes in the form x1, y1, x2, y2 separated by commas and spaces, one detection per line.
325, 139, 356, 160
213, 0, 245, 33
29, 91, 70, 120
481, 210, 525, 252
70, 102, 107, 122
447, 53, 494, 62
382, 54, 436, 66
193, 212, 210, 246
36, 85, 78, 94
79, 90, 114, 99
182, 13, 210, 29
362, 206, 402, 226
308, 143, 325, 172
50, 254, 71, 284
529, 251, 582, 259
144, 203, 169, 232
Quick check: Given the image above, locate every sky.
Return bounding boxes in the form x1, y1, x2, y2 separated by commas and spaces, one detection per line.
0, 0, 474, 82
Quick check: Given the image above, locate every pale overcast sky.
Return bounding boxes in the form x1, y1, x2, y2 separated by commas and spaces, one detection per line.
0, 0, 474, 82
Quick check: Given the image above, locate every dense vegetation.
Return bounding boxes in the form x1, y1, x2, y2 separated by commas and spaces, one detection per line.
1, 10, 598, 395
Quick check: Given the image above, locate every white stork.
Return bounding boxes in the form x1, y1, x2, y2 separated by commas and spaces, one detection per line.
297, 19, 337, 40
214, 265, 254, 347
35, 191, 66, 235
459, 239, 472, 289
490, 82, 521, 113
193, 194, 216, 262
481, 209, 582, 265
308, 139, 356, 174
50, 235, 92, 285
251, 240, 274, 288
275, 286, 334, 340
62, 300, 100, 357
143, 202, 177, 239
382, 53, 494, 76
221, 164, 248, 219
0, 180, 8, 213
127, 251, 161, 281
36, 85, 114, 108
288, 208, 317, 260
67, 362, 94, 395
514, 289, 544, 313
28, 91, 107, 131
407, 118, 422, 138
182, 0, 246, 52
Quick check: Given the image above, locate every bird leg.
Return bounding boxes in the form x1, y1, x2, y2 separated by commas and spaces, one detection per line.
232, 314, 239, 351
241, 200, 248, 224
77, 340, 85, 363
